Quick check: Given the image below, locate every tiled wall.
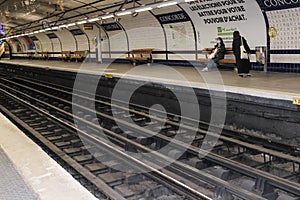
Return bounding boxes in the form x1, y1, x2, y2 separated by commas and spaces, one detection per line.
35, 33, 52, 52
55, 29, 76, 51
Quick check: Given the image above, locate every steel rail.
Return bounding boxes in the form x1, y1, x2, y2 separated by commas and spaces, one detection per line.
12, 76, 299, 153
0, 87, 264, 200
1, 78, 299, 196
3, 77, 300, 163
0, 88, 210, 200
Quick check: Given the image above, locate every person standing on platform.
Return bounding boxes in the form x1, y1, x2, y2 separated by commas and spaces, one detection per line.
232, 31, 252, 77
202, 37, 226, 72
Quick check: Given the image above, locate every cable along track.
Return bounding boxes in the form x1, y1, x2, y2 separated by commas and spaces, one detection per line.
0, 76, 299, 200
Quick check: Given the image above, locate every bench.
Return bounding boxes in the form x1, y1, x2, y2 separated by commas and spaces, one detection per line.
27, 52, 34, 59
126, 48, 153, 66
37, 51, 48, 60
58, 51, 71, 61
71, 50, 87, 62
198, 48, 236, 68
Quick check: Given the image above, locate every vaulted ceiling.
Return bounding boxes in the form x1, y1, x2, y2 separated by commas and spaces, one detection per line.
0, 0, 150, 36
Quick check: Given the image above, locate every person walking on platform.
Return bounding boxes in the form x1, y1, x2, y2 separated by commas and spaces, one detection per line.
202, 37, 226, 72
232, 31, 252, 77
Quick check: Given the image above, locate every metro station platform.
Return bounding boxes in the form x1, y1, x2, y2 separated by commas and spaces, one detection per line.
0, 112, 97, 200
0, 59, 299, 101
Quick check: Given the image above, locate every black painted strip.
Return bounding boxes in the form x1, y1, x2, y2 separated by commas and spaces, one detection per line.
13, 49, 299, 56
270, 50, 300, 54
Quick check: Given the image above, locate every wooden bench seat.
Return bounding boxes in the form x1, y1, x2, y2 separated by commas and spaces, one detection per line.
58, 51, 71, 61
27, 52, 34, 59
198, 58, 236, 64
71, 50, 87, 62
126, 48, 153, 65
198, 48, 236, 67
37, 51, 48, 60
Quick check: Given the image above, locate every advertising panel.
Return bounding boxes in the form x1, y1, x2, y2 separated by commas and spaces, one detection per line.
180, 0, 267, 49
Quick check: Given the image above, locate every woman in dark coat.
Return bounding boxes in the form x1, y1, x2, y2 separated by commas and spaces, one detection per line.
232, 31, 251, 77
202, 37, 226, 71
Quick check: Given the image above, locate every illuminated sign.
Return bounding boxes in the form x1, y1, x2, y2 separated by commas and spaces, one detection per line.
257, 0, 300, 11
292, 97, 300, 105
30, 36, 39, 41
46, 33, 58, 39
83, 24, 93, 30
101, 23, 122, 31
156, 11, 191, 24
70, 29, 84, 35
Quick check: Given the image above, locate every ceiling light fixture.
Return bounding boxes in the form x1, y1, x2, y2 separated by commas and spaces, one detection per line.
116, 11, 132, 16
157, 1, 178, 8
101, 14, 114, 20
77, 20, 87, 25
66, 23, 76, 27
58, 24, 67, 28
135, 6, 153, 12
88, 18, 100, 22
3, 0, 189, 40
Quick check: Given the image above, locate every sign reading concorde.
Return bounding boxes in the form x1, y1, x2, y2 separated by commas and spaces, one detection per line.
155, 11, 191, 24
180, 0, 267, 49
256, 0, 300, 11
30, 36, 39, 41
101, 23, 122, 31
70, 29, 84, 36
46, 33, 58, 39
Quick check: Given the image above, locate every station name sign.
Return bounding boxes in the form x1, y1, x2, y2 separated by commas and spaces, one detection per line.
46, 33, 58, 39
30, 36, 39, 41
257, 0, 300, 11
101, 23, 122, 31
70, 29, 84, 36
156, 11, 191, 24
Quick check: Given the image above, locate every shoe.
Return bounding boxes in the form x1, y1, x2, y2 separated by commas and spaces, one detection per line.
238, 73, 247, 78
246, 73, 252, 77
202, 67, 209, 72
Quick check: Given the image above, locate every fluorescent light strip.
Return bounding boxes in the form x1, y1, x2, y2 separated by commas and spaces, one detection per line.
157, 1, 178, 8
88, 18, 100, 22
67, 23, 76, 27
101, 14, 114, 19
135, 7, 153, 12
77, 20, 87, 25
5, 0, 187, 39
116, 11, 132, 16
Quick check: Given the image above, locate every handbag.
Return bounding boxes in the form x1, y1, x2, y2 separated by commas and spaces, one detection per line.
208, 48, 218, 59
240, 37, 249, 60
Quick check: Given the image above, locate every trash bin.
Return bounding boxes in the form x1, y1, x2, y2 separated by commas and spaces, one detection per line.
255, 46, 267, 72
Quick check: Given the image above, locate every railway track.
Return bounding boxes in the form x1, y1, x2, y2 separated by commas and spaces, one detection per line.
0, 75, 299, 200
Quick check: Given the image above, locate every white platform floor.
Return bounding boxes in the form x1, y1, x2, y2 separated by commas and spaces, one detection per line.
0, 59, 300, 101
0, 112, 97, 200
